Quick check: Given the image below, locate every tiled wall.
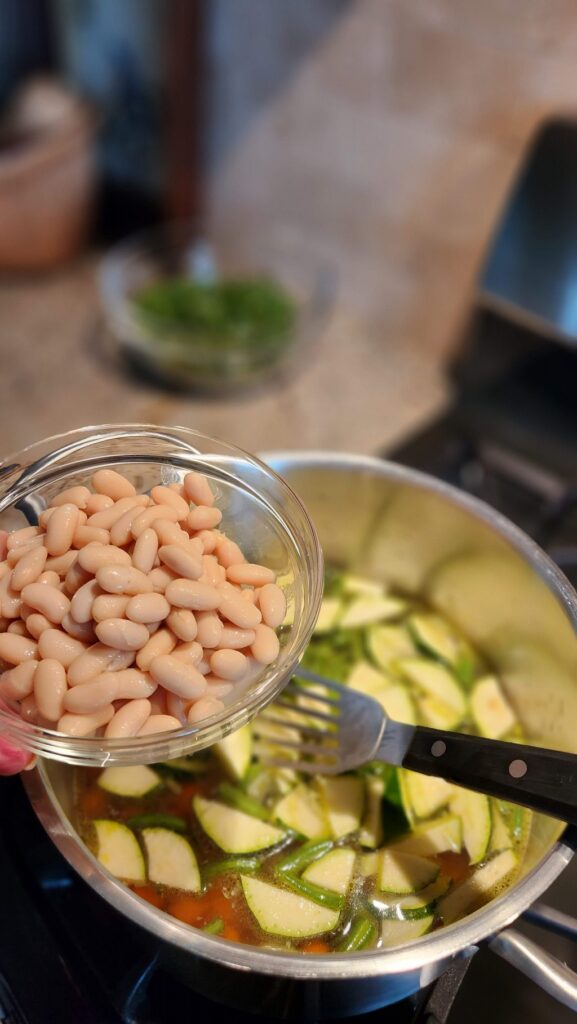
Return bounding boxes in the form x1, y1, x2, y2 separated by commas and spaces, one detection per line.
207, 0, 577, 359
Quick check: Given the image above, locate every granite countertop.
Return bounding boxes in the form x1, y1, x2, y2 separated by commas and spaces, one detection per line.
0, 255, 447, 459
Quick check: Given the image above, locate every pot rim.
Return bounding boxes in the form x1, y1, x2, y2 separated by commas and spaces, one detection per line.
24, 450, 577, 980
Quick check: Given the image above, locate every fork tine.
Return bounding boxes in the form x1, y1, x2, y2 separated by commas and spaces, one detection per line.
292, 668, 345, 695
269, 699, 338, 725
255, 715, 336, 741
253, 734, 338, 756
258, 754, 341, 775
284, 681, 342, 708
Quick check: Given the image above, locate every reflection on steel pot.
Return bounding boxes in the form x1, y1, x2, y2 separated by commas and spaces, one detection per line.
24, 454, 577, 1018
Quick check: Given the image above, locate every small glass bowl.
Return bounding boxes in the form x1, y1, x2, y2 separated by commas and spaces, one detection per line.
0, 425, 323, 766
98, 222, 335, 392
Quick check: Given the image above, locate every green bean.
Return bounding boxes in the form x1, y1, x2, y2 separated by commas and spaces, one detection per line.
217, 782, 271, 822
274, 838, 334, 876
337, 916, 378, 952
127, 813, 187, 834
203, 856, 261, 882
281, 873, 343, 912
203, 917, 225, 934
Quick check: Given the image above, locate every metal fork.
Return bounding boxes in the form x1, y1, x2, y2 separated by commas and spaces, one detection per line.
253, 668, 577, 825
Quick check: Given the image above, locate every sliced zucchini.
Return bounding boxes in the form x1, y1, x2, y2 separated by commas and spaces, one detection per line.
393, 814, 462, 856
450, 789, 491, 865
367, 625, 416, 672
358, 776, 385, 848
347, 661, 389, 696
213, 725, 252, 781
438, 849, 518, 924
381, 915, 433, 947
415, 694, 463, 731
359, 851, 379, 877
408, 613, 462, 667
489, 802, 513, 854
193, 796, 286, 854
246, 765, 297, 802
93, 820, 145, 882
127, 813, 187, 834
98, 765, 161, 798
373, 684, 417, 726
157, 756, 207, 778
340, 596, 407, 629
273, 784, 330, 840
402, 770, 454, 820
241, 876, 340, 937
341, 574, 385, 597
302, 847, 356, 895
396, 659, 467, 719
313, 598, 342, 634
141, 828, 201, 892
471, 676, 516, 740
377, 850, 439, 894
315, 776, 365, 839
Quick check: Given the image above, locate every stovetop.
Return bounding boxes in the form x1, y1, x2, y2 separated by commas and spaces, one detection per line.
4, 338, 577, 1022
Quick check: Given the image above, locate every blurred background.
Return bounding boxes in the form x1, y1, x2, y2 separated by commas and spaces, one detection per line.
1, 0, 576, 462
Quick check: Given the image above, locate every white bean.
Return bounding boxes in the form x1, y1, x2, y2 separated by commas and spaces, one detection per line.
149, 655, 207, 700
251, 623, 280, 665
131, 505, 180, 538
67, 642, 134, 686
136, 628, 176, 671
165, 578, 220, 611
218, 590, 261, 629
105, 699, 151, 738
0, 633, 38, 664
0, 660, 38, 700
256, 583, 286, 629
151, 519, 191, 547
148, 566, 178, 593
138, 714, 181, 735
26, 613, 52, 639
183, 471, 215, 507
63, 675, 120, 713
108, 668, 157, 699
70, 579, 102, 624
210, 649, 248, 681
73, 526, 111, 549
226, 563, 276, 587
34, 660, 68, 721
131, 528, 158, 573
92, 594, 130, 622
87, 495, 148, 530
150, 486, 190, 520
85, 493, 114, 515
158, 544, 202, 580
195, 610, 223, 649
45, 503, 78, 556
77, 543, 131, 574
217, 626, 257, 650
11, 546, 48, 591
171, 641, 203, 666
95, 618, 150, 651
51, 486, 92, 509
187, 696, 224, 724
126, 592, 170, 624
187, 506, 222, 531
7, 536, 45, 566
64, 560, 91, 596
95, 565, 153, 595
166, 609, 197, 642
57, 705, 115, 736
38, 629, 87, 668
60, 613, 96, 643
109, 506, 147, 547
92, 469, 136, 500
21, 583, 70, 624
215, 537, 245, 569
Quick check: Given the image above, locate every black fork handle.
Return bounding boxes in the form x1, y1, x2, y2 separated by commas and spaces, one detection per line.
402, 726, 577, 824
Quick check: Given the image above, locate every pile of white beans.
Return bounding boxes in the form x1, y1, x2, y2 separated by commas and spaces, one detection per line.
0, 469, 286, 739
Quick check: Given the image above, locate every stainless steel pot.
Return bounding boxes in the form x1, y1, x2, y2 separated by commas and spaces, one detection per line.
24, 454, 577, 1018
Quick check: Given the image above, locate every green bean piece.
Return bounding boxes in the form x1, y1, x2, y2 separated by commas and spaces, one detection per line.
337, 916, 378, 952
281, 873, 344, 912
203, 856, 261, 882
127, 813, 187, 834
217, 782, 271, 822
203, 917, 225, 934
274, 838, 335, 876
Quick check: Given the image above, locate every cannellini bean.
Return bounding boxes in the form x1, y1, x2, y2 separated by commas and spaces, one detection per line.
92, 594, 130, 622
26, 613, 52, 639
158, 544, 202, 580
0, 633, 37, 664
210, 649, 248, 681
167, 608, 197, 642
215, 537, 245, 569
92, 469, 136, 500
187, 506, 223, 531
227, 563, 275, 587
95, 564, 153, 595
11, 546, 48, 591
7, 536, 45, 566
60, 613, 96, 643
20, 694, 39, 722
200, 555, 222, 586
216, 625, 257, 650
37, 571, 61, 587
136, 628, 176, 671
107, 668, 157, 699
7, 621, 30, 636
204, 679, 234, 700
183, 471, 215, 507
150, 486, 190, 520
0, 562, 9, 582
73, 525, 110, 548
7, 526, 41, 550
45, 503, 78, 557
126, 592, 170, 624
218, 590, 261, 629
148, 688, 168, 716
138, 714, 181, 735
171, 641, 203, 666
63, 675, 120, 713
109, 506, 146, 547
0, 660, 38, 700
197, 657, 211, 675
1, 583, 21, 620
131, 505, 180, 538
85, 493, 114, 515
45, 551, 78, 575
51, 486, 92, 509
38, 629, 87, 668
67, 643, 135, 686
197, 529, 219, 554
21, 583, 70, 624
78, 543, 132, 574
95, 618, 150, 651
70, 579, 102, 624
34, 660, 67, 721
251, 623, 280, 665
165, 692, 188, 724
132, 528, 158, 573
151, 518, 190, 547
195, 610, 223, 649
165, 578, 220, 611
105, 698, 152, 738
256, 583, 287, 628
64, 560, 91, 596
57, 705, 115, 736
149, 654, 207, 700
148, 566, 178, 593
87, 495, 148, 530
187, 696, 224, 724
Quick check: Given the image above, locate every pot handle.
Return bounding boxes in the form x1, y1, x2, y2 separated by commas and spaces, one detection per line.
488, 927, 577, 1010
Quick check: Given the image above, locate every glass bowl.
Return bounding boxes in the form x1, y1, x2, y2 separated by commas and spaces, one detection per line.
98, 223, 335, 392
0, 425, 323, 766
